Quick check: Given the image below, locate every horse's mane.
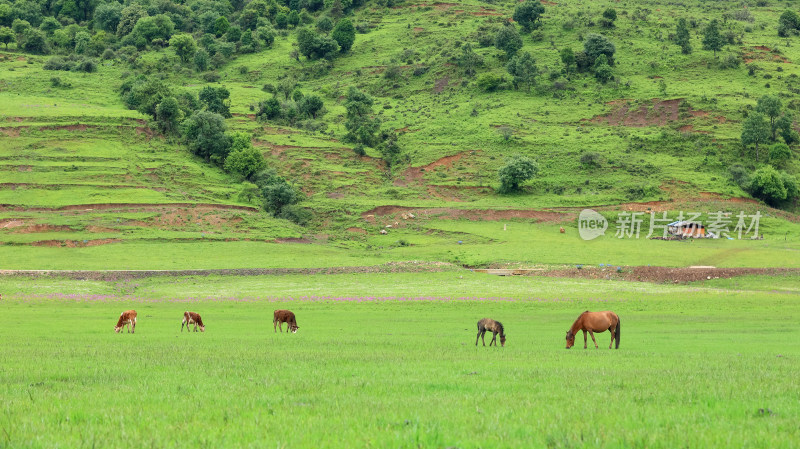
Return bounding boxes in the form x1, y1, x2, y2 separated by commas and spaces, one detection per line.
495, 321, 505, 335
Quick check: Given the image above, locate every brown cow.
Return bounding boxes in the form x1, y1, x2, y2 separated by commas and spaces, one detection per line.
181, 311, 205, 332
273, 309, 298, 333
114, 310, 137, 333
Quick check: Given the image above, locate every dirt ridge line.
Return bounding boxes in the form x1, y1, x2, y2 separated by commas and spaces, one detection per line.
0, 203, 260, 212
0, 262, 458, 280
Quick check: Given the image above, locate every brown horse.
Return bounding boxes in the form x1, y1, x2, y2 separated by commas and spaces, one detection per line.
476, 318, 506, 347
565, 310, 620, 349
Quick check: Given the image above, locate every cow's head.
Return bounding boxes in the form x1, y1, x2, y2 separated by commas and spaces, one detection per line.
114, 326, 122, 333
290, 324, 299, 333
199, 324, 205, 332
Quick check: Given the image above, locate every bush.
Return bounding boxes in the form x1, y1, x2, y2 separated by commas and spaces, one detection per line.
181, 111, 232, 165
580, 152, 602, 168
476, 73, 505, 92
748, 166, 789, 205
769, 143, 792, 168
278, 204, 313, 225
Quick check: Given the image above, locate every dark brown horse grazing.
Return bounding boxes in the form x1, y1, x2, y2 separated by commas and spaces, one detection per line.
273, 309, 298, 333
476, 318, 506, 347
565, 310, 620, 349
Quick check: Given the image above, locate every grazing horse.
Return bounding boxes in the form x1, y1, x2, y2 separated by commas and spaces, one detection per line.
475, 318, 506, 347
181, 311, 205, 332
273, 309, 298, 333
565, 310, 620, 349
114, 310, 137, 333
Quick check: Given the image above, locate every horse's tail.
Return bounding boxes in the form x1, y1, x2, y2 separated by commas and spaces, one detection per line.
615, 317, 620, 349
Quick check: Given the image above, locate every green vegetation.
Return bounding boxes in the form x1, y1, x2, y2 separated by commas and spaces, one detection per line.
1, 272, 799, 447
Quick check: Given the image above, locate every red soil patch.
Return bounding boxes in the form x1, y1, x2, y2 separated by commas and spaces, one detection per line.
587, 98, 720, 127
540, 0, 557, 4
275, 237, 312, 243
86, 226, 118, 233
0, 219, 24, 229
413, 27, 425, 32
434, 76, 449, 93
399, 151, 472, 185
394, 126, 420, 133
13, 224, 73, 233
42, 124, 89, 132
30, 238, 121, 247
742, 46, 790, 64
678, 124, 709, 134
347, 227, 367, 234
262, 126, 296, 135
0, 127, 22, 137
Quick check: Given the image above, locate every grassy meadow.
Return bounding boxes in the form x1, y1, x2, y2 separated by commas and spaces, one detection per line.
1, 271, 799, 448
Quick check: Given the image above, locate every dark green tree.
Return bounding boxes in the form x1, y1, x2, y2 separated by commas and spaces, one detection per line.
0, 27, 13, 49
778, 10, 800, 37
583, 33, 615, 65
199, 86, 232, 118
262, 179, 300, 215
457, 43, 483, 77
768, 143, 792, 169
513, 1, 545, 32
702, 19, 723, 57
748, 166, 788, 205
593, 54, 613, 83
297, 27, 339, 60
560, 47, 575, 73
94, 2, 123, 33
495, 25, 523, 59
776, 114, 799, 145
331, 17, 355, 52
675, 18, 692, 54
498, 155, 539, 193
169, 33, 196, 63
343, 87, 380, 146
741, 112, 770, 162
21, 28, 48, 54
116, 3, 147, 37
214, 16, 230, 37
506, 51, 537, 92
316, 16, 333, 33
299, 95, 324, 118
155, 96, 182, 134
755, 94, 782, 141
601, 8, 617, 28
224, 133, 267, 179
181, 111, 232, 165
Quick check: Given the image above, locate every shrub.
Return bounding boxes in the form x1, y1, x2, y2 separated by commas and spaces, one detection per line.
498, 155, 539, 193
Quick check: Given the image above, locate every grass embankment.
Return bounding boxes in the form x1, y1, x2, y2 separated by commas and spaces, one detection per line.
1, 272, 798, 448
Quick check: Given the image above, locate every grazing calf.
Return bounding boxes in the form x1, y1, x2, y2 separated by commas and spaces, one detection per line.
273, 309, 299, 333
181, 311, 205, 332
114, 310, 137, 333
476, 318, 506, 347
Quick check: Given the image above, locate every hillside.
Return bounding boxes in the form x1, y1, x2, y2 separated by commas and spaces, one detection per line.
1, 0, 800, 269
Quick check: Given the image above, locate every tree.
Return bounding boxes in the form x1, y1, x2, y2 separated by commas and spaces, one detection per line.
593, 54, 613, 83
39, 17, 62, 34
457, 43, 483, 77
117, 3, 147, 37
749, 166, 788, 205
130, 14, 175, 44
181, 111, 232, 165
316, 16, 333, 33
258, 97, 282, 120
583, 33, 615, 66
0, 27, 14, 49
778, 10, 800, 37
755, 95, 782, 141
155, 96, 182, 134
513, 1, 545, 32
776, 114, 799, 145
495, 25, 523, 58
560, 47, 575, 73
498, 155, 538, 193
343, 87, 380, 146
299, 95, 324, 118
74, 31, 89, 54
194, 48, 209, 71
702, 19, 723, 57
94, 2, 123, 33
769, 143, 792, 169
262, 179, 300, 215
506, 51, 537, 92
122, 77, 172, 119
741, 112, 770, 162
601, 8, 617, 28
297, 27, 339, 60
21, 28, 48, 54
331, 18, 355, 52
224, 134, 267, 179
199, 86, 232, 118
214, 16, 230, 37
169, 33, 196, 63
675, 18, 692, 54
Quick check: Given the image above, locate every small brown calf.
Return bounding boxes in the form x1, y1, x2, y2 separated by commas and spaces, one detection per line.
273, 309, 299, 333
114, 310, 137, 333
181, 311, 205, 332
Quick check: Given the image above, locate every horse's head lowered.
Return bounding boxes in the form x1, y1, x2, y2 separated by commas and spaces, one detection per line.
565, 330, 575, 349
500, 334, 506, 347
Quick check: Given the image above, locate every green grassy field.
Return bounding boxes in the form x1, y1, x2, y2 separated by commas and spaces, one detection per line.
1, 272, 799, 448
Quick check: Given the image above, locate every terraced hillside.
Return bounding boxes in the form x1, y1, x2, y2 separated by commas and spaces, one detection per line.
1, 0, 799, 269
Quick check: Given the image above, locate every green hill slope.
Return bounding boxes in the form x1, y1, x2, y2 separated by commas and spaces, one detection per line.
1, 0, 799, 269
